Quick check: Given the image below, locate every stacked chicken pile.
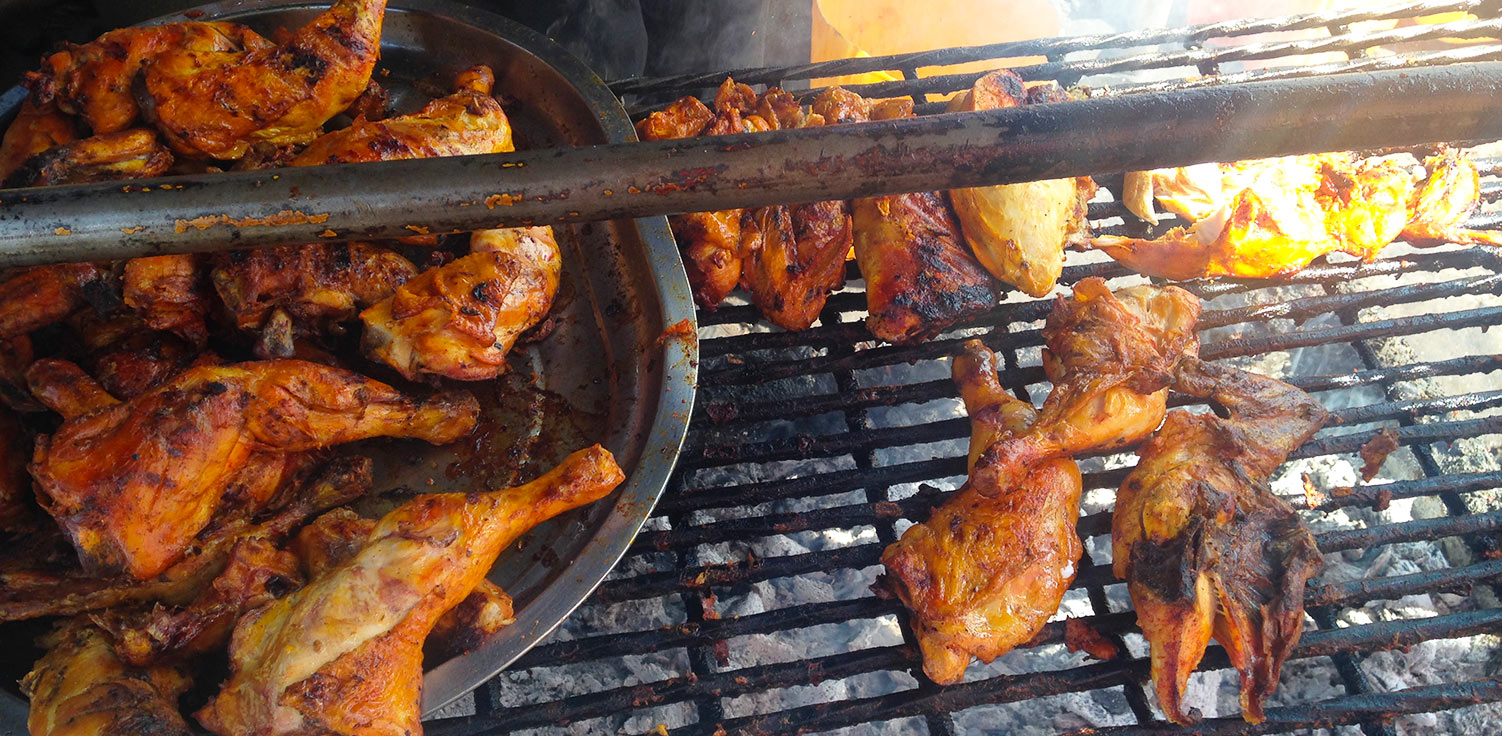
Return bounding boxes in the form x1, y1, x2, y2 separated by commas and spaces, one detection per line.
0, 2, 626, 735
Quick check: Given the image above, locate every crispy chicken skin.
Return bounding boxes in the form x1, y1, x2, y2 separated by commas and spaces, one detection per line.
290, 65, 511, 166
28, 22, 268, 136
139, 0, 387, 159
21, 618, 194, 736
0, 96, 78, 179
32, 360, 478, 580
0, 263, 109, 340
1100, 150, 1501, 280
1114, 358, 1327, 724
93, 537, 303, 667
122, 254, 211, 345
831, 90, 1001, 343
26, 359, 121, 418
738, 88, 850, 331
212, 242, 417, 334
882, 340, 1083, 683
360, 227, 561, 380
948, 72, 1095, 297
1401, 149, 1502, 246
4, 128, 173, 188
292, 508, 517, 662
0, 456, 370, 623
87, 330, 200, 400
198, 445, 625, 736
972, 278, 1201, 497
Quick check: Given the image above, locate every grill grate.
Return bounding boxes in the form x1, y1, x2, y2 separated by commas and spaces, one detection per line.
430, 2, 1502, 734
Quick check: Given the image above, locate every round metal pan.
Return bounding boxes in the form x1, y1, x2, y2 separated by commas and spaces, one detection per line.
0, 0, 696, 724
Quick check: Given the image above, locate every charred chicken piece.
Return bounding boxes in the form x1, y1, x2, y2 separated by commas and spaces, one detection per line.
21, 617, 194, 736
89, 331, 200, 400
122, 254, 211, 346
198, 445, 624, 736
0, 456, 371, 624
139, 0, 387, 159
93, 537, 303, 667
0, 95, 78, 180
737, 88, 850, 331
291, 507, 517, 662
360, 226, 561, 381
211, 242, 418, 338
972, 277, 1201, 497
882, 340, 1083, 683
948, 72, 1095, 297
833, 90, 1001, 344
1401, 149, 1502, 246
26, 358, 121, 418
32, 359, 478, 580
1114, 358, 1327, 725
290, 65, 511, 166
4, 128, 173, 188
28, 21, 269, 136
1101, 152, 1461, 280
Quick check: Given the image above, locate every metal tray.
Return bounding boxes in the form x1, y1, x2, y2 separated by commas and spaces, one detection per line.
0, 0, 696, 725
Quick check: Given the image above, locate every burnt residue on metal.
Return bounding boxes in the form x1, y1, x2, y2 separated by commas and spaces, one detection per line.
8, 63, 1502, 266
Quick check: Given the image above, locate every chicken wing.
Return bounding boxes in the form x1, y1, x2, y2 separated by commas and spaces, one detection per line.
122, 254, 211, 346
93, 537, 303, 667
0, 455, 370, 623
948, 73, 1095, 297
882, 340, 1082, 683
197, 444, 624, 736
291, 65, 510, 165
1114, 358, 1327, 724
4, 128, 173, 188
291, 507, 517, 662
21, 618, 193, 736
360, 226, 560, 381
0, 96, 78, 180
636, 89, 751, 309
972, 277, 1201, 497
211, 242, 417, 337
139, 0, 387, 159
1099, 150, 1501, 280
830, 91, 1001, 343
32, 360, 477, 580
0, 262, 110, 340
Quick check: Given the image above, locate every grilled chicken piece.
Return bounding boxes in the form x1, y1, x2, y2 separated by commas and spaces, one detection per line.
948, 73, 1094, 297
737, 88, 850, 331
0, 334, 43, 412
833, 90, 1001, 343
0, 456, 370, 623
0, 96, 78, 179
1401, 149, 1502, 246
4, 128, 173, 188
1114, 358, 1327, 724
26, 359, 121, 418
972, 278, 1201, 497
361, 226, 561, 381
122, 254, 211, 346
93, 537, 303, 667
198, 445, 624, 736
212, 242, 417, 336
87, 331, 200, 400
882, 340, 1082, 683
1099, 151, 1499, 279
291, 508, 517, 662
0, 406, 35, 533
32, 359, 477, 580
21, 618, 193, 736
28, 22, 269, 136
0, 263, 109, 340
139, 0, 387, 159
292, 65, 510, 165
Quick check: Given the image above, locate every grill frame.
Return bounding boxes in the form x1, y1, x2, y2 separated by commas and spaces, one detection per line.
432, 2, 1502, 734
